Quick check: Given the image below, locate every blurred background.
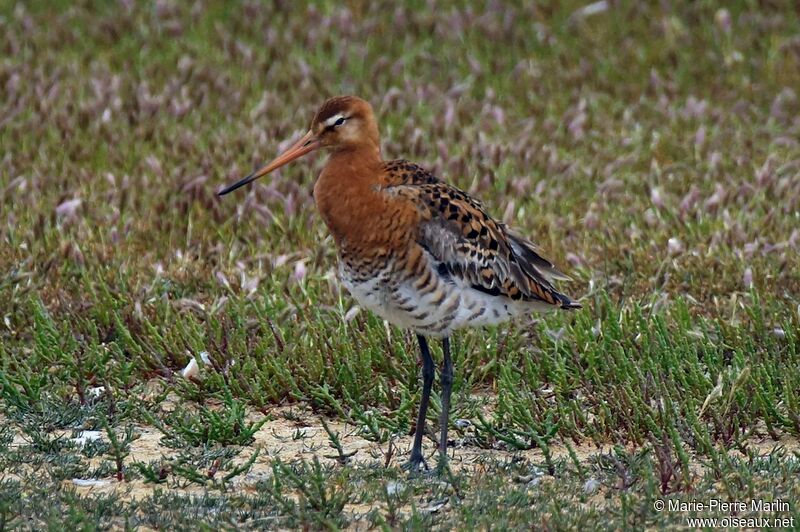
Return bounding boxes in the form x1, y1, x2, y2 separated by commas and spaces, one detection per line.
2, 1, 799, 319
1, 1, 800, 526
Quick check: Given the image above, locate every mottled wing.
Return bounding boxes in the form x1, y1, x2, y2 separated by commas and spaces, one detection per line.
383, 161, 580, 308
382, 159, 442, 186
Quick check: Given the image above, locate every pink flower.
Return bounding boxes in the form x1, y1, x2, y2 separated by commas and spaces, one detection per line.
743, 268, 753, 289
55, 198, 82, 221
293, 261, 307, 281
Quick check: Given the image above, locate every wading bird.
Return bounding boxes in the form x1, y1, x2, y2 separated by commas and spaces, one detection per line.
219, 96, 581, 473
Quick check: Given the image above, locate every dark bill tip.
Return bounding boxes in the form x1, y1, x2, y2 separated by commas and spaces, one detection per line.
218, 172, 258, 196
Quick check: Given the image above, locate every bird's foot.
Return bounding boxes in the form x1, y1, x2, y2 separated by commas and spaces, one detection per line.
402, 453, 429, 476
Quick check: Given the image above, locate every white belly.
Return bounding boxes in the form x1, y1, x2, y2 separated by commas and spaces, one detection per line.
338, 261, 550, 337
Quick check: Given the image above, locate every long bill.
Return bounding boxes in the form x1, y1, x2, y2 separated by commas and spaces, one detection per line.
218, 130, 319, 196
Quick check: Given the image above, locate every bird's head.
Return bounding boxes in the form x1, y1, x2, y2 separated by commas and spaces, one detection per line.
219, 96, 378, 196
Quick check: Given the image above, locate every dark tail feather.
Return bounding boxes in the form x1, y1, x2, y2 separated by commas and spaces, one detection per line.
507, 231, 572, 282
557, 293, 582, 310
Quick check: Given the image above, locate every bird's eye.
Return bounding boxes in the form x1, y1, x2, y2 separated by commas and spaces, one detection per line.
334, 117, 346, 126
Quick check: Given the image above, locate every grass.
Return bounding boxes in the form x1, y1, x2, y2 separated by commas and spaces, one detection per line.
2, 0, 800, 528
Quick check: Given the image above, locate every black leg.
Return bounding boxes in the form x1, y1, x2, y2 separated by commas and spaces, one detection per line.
438, 337, 454, 471
406, 334, 434, 473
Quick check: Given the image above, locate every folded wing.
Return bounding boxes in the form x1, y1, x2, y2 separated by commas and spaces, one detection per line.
382, 160, 580, 309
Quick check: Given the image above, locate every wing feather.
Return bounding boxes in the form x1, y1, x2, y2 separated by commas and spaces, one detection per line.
382, 160, 580, 309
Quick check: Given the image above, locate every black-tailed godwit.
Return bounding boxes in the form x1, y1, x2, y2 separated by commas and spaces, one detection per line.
220, 96, 581, 473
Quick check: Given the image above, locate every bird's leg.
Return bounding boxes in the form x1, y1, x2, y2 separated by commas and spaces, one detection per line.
437, 337, 454, 473
406, 334, 434, 473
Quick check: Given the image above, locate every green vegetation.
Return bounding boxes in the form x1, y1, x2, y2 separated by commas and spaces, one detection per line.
1, 0, 799, 528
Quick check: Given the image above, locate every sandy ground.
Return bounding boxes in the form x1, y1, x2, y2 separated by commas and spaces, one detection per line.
4, 400, 606, 500
59, 405, 604, 501
4, 394, 799, 521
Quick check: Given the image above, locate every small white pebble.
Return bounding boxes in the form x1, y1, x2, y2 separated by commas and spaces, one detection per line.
73, 431, 103, 447
424, 500, 447, 514
181, 352, 211, 378
455, 419, 472, 429
87, 386, 106, 399
181, 358, 199, 379
386, 480, 404, 496
72, 478, 110, 487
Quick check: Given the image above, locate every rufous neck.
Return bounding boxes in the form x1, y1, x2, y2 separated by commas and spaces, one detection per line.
314, 143, 387, 249
330, 140, 381, 163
